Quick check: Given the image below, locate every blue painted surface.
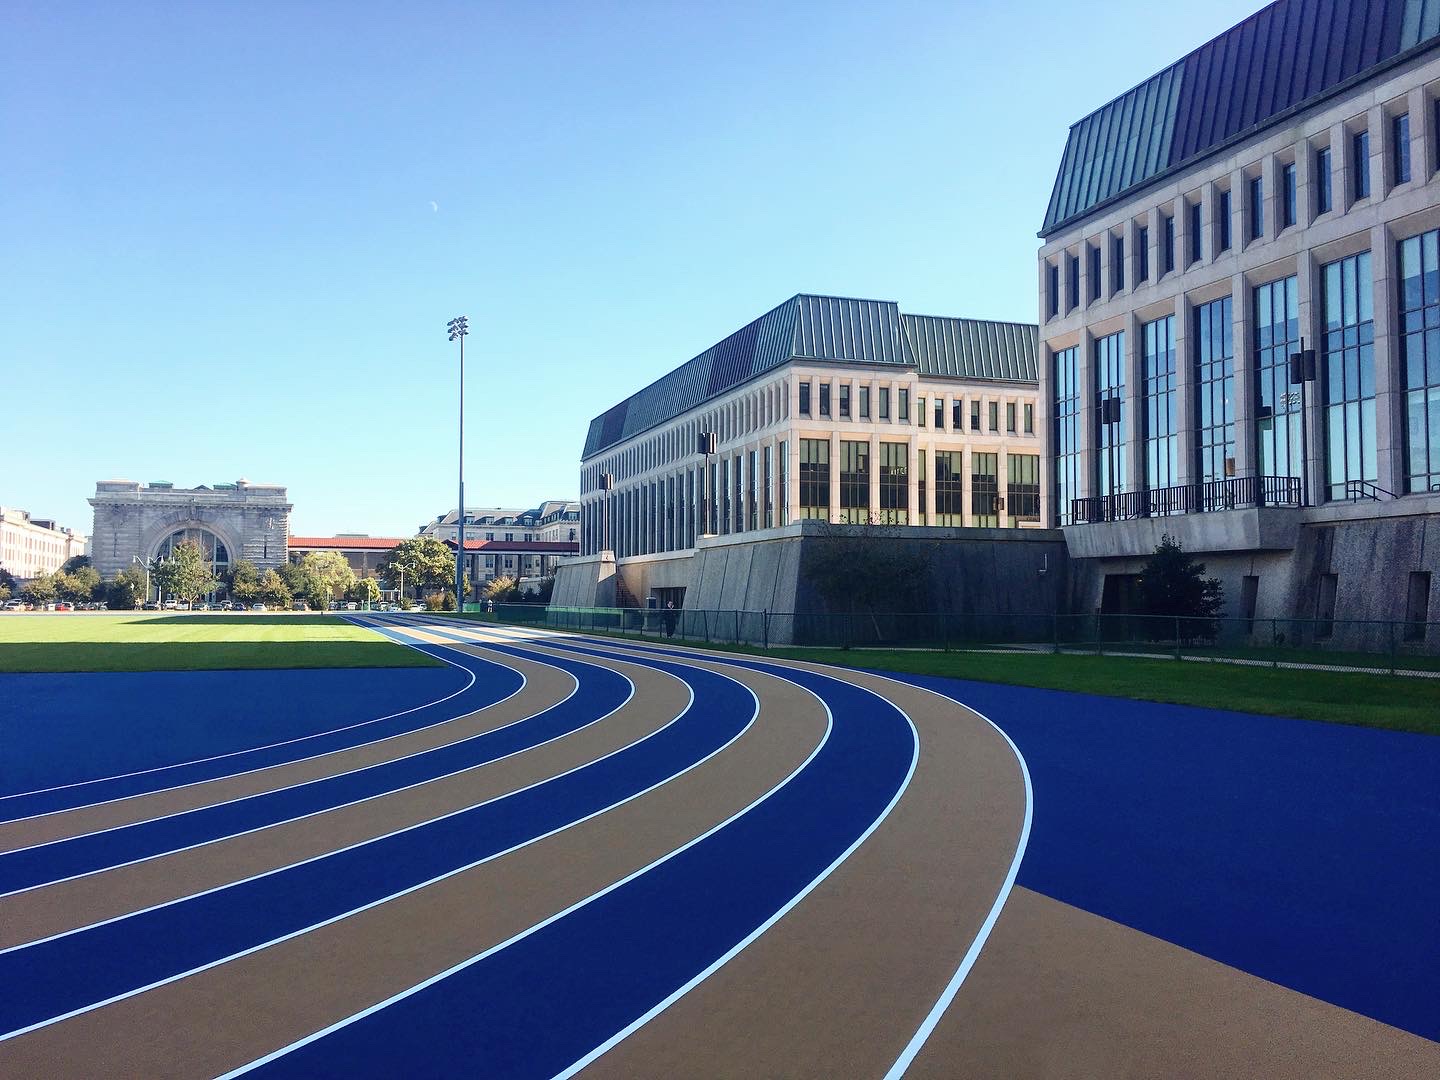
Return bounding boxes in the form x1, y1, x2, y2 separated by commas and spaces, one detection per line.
0, 650, 510, 821
251, 660, 916, 1079
880, 673, 1440, 1043
0, 652, 753, 1038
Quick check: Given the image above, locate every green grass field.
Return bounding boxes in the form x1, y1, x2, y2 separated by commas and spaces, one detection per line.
0, 614, 440, 673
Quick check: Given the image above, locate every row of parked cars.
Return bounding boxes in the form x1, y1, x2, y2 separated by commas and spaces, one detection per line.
2, 600, 106, 612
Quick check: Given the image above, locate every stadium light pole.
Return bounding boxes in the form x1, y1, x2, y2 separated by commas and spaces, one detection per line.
448, 316, 469, 613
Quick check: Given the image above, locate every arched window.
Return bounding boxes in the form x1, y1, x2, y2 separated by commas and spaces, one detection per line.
155, 527, 231, 573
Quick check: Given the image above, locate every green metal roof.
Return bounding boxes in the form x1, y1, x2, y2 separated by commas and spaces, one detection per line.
583, 295, 1037, 459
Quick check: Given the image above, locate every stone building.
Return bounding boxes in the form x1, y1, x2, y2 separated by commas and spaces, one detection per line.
419, 500, 580, 582
1037, 0, 1440, 634
88, 479, 291, 583
0, 507, 87, 581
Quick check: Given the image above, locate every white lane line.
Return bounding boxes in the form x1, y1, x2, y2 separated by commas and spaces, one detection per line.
218, 666, 799, 1078
0, 628, 485, 822
0, 641, 590, 903
0, 644, 697, 1041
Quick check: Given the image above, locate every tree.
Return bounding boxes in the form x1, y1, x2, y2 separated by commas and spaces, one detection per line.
301, 551, 356, 607
0, 584, 9, 603
346, 577, 381, 605
59, 555, 91, 576
21, 574, 57, 607
483, 575, 519, 603
1137, 534, 1224, 638
0, 568, 14, 593
151, 540, 218, 604
256, 568, 292, 608
377, 538, 454, 597
107, 566, 147, 610
55, 565, 101, 603
230, 559, 261, 602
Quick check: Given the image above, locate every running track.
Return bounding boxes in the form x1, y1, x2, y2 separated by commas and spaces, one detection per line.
0, 616, 1434, 1077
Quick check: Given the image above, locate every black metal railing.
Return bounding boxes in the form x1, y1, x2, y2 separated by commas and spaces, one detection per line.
1071, 475, 1302, 523
1344, 479, 1394, 502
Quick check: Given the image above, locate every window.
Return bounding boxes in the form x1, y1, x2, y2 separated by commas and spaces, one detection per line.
1088, 243, 1101, 302
898, 389, 909, 421
1008, 454, 1040, 524
1393, 112, 1411, 184
917, 449, 928, 524
935, 450, 965, 526
970, 400, 981, 432
1248, 175, 1264, 240
747, 449, 758, 531
862, 386, 873, 419
1280, 162, 1296, 229
1255, 276, 1303, 485
1194, 296, 1236, 485
1068, 253, 1080, 310
798, 439, 829, 519
1323, 251, 1376, 500
1353, 129, 1371, 199
878, 387, 889, 419
1095, 331, 1127, 499
1315, 147, 1332, 215
1054, 346, 1082, 525
1218, 189, 1232, 251
763, 445, 774, 528
779, 440, 789, 525
1162, 215, 1175, 274
1143, 315, 1179, 491
1112, 235, 1124, 293
720, 458, 731, 534
1024, 402, 1034, 434
1006, 402, 1017, 433
989, 401, 999, 432
1188, 200, 1202, 264
819, 384, 831, 417
838, 441, 870, 524
1047, 263, 1060, 319
918, 395, 927, 427
878, 442, 908, 525
839, 384, 851, 419
971, 453, 999, 527
953, 399, 964, 430
934, 397, 944, 429
1137, 225, 1150, 281
1397, 230, 1440, 494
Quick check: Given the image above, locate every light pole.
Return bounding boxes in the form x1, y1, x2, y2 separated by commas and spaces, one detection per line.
697, 431, 717, 537
448, 315, 469, 613
600, 472, 614, 554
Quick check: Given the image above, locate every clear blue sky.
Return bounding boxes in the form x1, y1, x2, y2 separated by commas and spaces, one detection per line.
3, 0, 1262, 539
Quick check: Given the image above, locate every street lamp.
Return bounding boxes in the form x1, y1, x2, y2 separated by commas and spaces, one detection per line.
448, 315, 469, 613
1288, 340, 1317, 507
1099, 396, 1122, 521
697, 431, 717, 538
130, 555, 150, 605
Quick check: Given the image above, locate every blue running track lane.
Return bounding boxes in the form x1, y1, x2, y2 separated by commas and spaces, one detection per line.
233, 651, 918, 1080
0, 638, 508, 821
0, 643, 625, 895
0, 649, 755, 1041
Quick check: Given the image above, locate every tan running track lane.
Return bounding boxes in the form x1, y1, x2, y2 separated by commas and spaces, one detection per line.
0, 638, 679, 950
0, 628, 565, 852
0, 643, 828, 1077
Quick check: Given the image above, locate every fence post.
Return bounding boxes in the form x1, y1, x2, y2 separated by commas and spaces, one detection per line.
763, 609, 770, 650
1174, 615, 1181, 661
734, 610, 740, 645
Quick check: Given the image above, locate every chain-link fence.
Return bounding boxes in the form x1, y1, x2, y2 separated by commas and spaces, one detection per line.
478, 604, 1440, 675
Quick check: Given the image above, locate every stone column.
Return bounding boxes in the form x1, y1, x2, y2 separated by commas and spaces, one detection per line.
1174, 294, 1198, 487
828, 431, 841, 522
1297, 249, 1326, 505
1078, 327, 1098, 501
868, 434, 881, 524
1372, 221, 1403, 495
1233, 271, 1258, 479
1124, 311, 1144, 494
907, 436, 919, 526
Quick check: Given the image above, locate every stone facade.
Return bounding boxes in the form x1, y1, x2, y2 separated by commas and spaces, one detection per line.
0, 507, 87, 581
88, 479, 291, 582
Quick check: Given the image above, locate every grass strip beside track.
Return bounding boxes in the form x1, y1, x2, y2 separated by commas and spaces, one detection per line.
0, 615, 439, 673
454, 619, 1440, 736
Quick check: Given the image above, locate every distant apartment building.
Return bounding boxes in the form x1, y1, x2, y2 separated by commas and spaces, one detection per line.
1036, 0, 1440, 628
418, 500, 580, 581
0, 507, 87, 580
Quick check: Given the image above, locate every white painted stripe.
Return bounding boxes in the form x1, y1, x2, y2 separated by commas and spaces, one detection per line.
0, 646, 736, 1042
0, 628, 487, 823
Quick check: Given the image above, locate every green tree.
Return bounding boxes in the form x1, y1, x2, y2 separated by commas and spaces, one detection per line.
1137, 534, 1224, 638
0, 583, 9, 603
107, 566, 147, 610
346, 577, 381, 605
483, 575, 519, 603
59, 555, 92, 575
230, 559, 261, 602
56, 565, 101, 603
21, 574, 58, 606
300, 551, 356, 607
0, 568, 15, 593
256, 568, 292, 608
151, 540, 218, 604
377, 538, 454, 598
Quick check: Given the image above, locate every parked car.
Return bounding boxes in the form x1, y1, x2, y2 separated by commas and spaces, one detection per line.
142, 601, 160, 611
293, 601, 310, 612
251, 603, 267, 612
3, 599, 26, 611
162, 600, 178, 610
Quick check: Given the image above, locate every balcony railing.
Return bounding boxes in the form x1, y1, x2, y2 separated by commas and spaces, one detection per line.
1071, 475, 1302, 524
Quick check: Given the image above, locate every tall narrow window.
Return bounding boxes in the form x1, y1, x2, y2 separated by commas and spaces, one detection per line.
1188, 200, 1202, 264
1281, 162, 1297, 229
1137, 225, 1150, 281
878, 442, 908, 525
1397, 230, 1440, 494
1393, 112, 1412, 184
1112, 235, 1124, 293
1162, 215, 1175, 274
953, 399, 964, 430
798, 381, 811, 416
839, 384, 851, 419
970, 400, 981, 432
838, 441, 869, 524
918, 395, 927, 427
1007, 402, 1017, 433
1007, 454, 1040, 524
1323, 251, 1376, 500
878, 387, 890, 420
1054, 346, 1082, 525
917, 449, 928, 525
778, 440, 789, 525
1194, 296, 1236, 486
1218, 189, 1232, 251
763, 444, 774, 529
1095, 331, 1127, 499
1353, 130, 1371, 199
934, 397, 944, 429
898, 388, 910, 421
1249, 175, 1264, 240
971, 453, 999, 527
934, 451, 965, 526
819, 383, 831, 417
988, 400, 1000, 432
858, 386, 870, 419
798, 439, 829, 520
1254, 276, 1303, 485
1024, 402, 1034, 434
1142, 315, 1179, 493
746, 449, 757, 531
1047, 263, 1060, 319
1068, 254, 1080, 310
1088, 244, 1101, 302
1315, 147, 1332, 215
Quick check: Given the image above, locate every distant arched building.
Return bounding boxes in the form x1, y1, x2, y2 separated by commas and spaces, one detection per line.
89, 479, 291, 583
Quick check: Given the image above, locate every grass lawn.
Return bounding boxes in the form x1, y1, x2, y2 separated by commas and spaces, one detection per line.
454, 616, 1440, 736
0, 614, 440, 673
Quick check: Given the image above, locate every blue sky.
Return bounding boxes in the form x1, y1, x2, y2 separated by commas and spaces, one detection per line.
3, 0, 1261, 538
